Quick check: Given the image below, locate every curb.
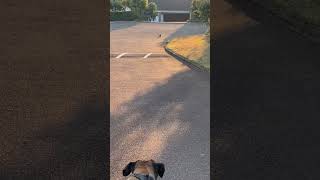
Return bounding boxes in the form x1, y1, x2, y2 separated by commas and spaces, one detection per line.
164, 46, 210, 73
110, 21, 187, 24
142, 21, 187, 24
237, 0, 320, 43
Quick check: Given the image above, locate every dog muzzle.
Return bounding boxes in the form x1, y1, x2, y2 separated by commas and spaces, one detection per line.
130, 173, 155, 180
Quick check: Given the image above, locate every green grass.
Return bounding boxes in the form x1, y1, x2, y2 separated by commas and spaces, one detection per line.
166, 35, 210, 71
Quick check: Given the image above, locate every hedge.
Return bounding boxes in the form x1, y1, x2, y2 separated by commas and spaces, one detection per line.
110, 11, 137, 21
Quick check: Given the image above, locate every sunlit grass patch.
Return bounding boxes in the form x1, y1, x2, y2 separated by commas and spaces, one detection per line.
166, 35, 210, 71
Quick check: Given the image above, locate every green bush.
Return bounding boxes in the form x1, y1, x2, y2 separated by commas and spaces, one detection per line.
191, 0, 210, 22
128, 0, 148, 19
145, 2, 158, 21
111, 0, 125, 11
110, 0, 159, 21
110, 11, 137, 21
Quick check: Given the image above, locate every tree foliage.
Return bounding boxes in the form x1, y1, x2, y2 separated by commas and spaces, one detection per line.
111, 11, 137, 21
145, 2, 158, 20
191, 0, 210, 22
121, 0, 130, 7
128, 0, 148, 18
111, 0, 125, 11
111, 0, 158, 21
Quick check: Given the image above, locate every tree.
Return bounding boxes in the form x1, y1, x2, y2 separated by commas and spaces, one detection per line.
127, 0, 148, 19
191, 0, 210, 22
145, 2, 158, 21
111, 0, 125, 11
138, 0, 148, 19
121, 0, 130, 7
139, 0, 148, 9
191, 0, 201, 20
199, 0, 210, 22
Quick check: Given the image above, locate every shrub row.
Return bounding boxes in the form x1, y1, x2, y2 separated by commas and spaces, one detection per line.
110, 11, 137, 21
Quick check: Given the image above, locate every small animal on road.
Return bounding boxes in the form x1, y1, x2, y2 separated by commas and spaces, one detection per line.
123, 160, 165, 180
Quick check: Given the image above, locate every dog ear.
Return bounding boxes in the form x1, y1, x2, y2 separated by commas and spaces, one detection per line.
123, 162, 136, 176
153, 163, 165, 178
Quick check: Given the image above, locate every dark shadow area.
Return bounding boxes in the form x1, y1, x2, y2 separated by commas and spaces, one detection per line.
213, 0, 320, 179
110, 21, 138, 31
163, 13, 190, 22
110, 69, 210, 179
0, 0, 109, 179
162, 22, 208, 45
0, 104, 107, 179
225, 0, 320, 43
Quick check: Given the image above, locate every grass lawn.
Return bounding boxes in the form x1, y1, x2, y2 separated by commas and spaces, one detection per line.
166, 35, 210, 71
255, 0, 320, 26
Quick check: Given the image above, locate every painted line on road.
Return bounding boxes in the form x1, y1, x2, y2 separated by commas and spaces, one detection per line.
143, 53, 152, 59
110, 53, 170, 59
116, 53, 127, 59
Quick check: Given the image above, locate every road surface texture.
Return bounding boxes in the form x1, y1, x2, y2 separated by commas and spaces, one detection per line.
110, 22, 210, 179
0, 1, 108, 179
214, 0, 320, 179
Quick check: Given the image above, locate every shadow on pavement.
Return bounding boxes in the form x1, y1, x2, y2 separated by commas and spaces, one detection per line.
110, 21, 138, 31
162, 22, 208, 45
0, 104, 108, 179
0, 0, 108, 179
110, 69, 210, 179
214, 0, 320, 179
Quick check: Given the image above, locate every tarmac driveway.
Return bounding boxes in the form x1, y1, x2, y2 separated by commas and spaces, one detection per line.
110, 22, 210, 180
214, 0, 320, 179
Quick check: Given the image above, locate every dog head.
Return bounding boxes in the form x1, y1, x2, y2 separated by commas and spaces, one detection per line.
123, 159, 165, 179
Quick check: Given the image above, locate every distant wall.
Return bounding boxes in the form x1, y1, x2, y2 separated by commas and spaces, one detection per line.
163, 13, 190, 22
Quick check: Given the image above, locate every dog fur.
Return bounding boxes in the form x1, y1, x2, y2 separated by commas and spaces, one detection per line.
123, 160, 165, 180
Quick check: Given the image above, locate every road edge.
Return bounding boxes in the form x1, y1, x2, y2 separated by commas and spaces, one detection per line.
233, 0, 320, 44
164, 46, 210, 73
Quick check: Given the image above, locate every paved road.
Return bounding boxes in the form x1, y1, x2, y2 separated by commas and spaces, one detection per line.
110, 22, 210, 179
0, 1, 108, 179
214, 0, 320, 179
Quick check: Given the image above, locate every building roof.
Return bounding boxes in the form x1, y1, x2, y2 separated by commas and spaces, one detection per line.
150, 0, 192, 11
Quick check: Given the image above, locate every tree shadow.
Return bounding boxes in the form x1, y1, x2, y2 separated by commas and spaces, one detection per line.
0, 0, 109, 179
110, 69, 210, 179
0, 104, 108, 179
213, 0, 320, 179
161, 22, 208, 45
110, 21, 138, 31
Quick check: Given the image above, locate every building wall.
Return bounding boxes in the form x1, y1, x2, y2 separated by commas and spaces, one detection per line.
163, 13, 190, 22
150, 0, 192, 11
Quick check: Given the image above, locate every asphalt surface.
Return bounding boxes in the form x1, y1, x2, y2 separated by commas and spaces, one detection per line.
214, 0, 320, 179
0, 1, 108, 179
110, 22, 210, 179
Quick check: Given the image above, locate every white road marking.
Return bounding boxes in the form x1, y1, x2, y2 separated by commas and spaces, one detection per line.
116, 53, 127, 59
143, 53, 152, 59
